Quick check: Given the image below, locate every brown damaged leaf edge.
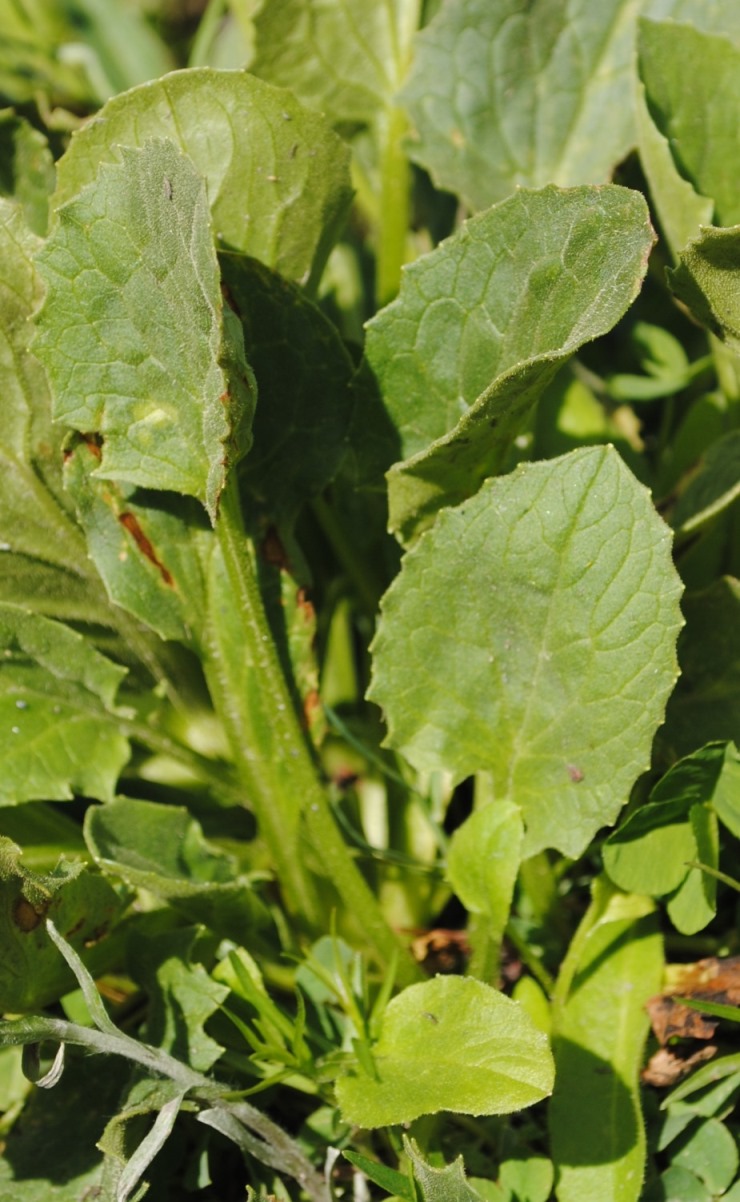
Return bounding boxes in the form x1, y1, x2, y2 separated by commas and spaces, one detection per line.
643, 955, 740, 1086
118, 511, 175, 587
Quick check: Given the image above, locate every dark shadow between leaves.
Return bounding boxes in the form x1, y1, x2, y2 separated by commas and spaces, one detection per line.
549, 1038, 639, 1166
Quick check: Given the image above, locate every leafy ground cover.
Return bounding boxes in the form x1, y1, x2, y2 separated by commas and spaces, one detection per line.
2, 1, 740, 1200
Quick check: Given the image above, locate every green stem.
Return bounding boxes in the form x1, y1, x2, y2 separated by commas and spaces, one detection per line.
375, 104, 413, 307
207, 478, 421, 984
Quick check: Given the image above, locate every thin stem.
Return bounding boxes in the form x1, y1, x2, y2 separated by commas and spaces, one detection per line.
375, 104, 413, 307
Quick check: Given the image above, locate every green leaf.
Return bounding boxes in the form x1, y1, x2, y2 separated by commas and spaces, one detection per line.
665, 803, 718, 934
249, 0, 419, 124
343, 1151, 415, 1202
364, 185, 654, 543
405, 1138, 485, 1202
446, 800, 523, 942
84, 798, 269, 942
0, 838, 121, 1012
52, 68, 353, 289
549, 884, 663, 1202
671, 1118, 739, 1196
133, 926, 229, 1072
668, 226, 740, 354
63, 436, 210, 644
0, 603, 130, 804
336, 975, 554, 1127
498, 1158, 554, 1202
400, 0, 638, 211
0, 108, 55, 235
672, 431, 740, 534
658, 1165, 712, 1201
662, 579, 740, 759
370, 446, 683, 858
221, 253, 356, 524
638, 20, 740, 227
34, 139, 255, 523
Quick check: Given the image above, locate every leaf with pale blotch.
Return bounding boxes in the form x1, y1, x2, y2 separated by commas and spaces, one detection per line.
400, 0, 639, 212
365, 185, 654, 544
336, 975, 553, 1127
370, 446, 683, 858
0, 604, 130, 805
34, 140, 255, 522
53, 69, 352, 289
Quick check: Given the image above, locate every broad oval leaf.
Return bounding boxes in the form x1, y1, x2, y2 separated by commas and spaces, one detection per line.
52, 68, 353, 289
34, 140, 255, 522
369, 446, 683, 858
365, 184, 654, 543
336, 975, 554, 1127
400, 0, 639, 211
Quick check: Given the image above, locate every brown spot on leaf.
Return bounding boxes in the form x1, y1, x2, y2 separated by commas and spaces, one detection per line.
261, 526, 291, 570
302, 689, 321, 729
567, 764, 584, 783
13, 897, 47, 932
118, 512, 174, 587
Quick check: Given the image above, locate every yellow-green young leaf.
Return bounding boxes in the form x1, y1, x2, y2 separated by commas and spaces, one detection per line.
34, 140, 255, 523
365, 185, 654, 544
336, 976, 553, 1127
52, 69, 353, 289
446, 801, 523, 941
0, 604, 130, 805
399, 0, 638, 212
0, 838, 122, 1011
370, 446, 683, 858
549, 883, 663, 1202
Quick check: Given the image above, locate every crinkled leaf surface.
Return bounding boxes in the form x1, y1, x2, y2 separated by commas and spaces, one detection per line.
249, 0, 418, 123
400, 0, 639, 212
549, 884, 663, 1202
0, 838, 122, 1011
221, 253, 356, 523
639, 20, 740, 228
53, 68, 352, 288
0, 604, 130, 804
668, 226, 740, 355
134, 926, 228, 1073
336, 975, 553, 1127
662, 579, 740, 759
85, 798, 268, 941
370, 446, 683, 858
63, 436, 210, 645
34, 139, 255, 522
365, 185, 654, 543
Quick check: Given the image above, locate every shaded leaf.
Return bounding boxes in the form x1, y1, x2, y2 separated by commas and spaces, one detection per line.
85, 798, 269, 942
668, 226, 740, 355
370, 446, 683, 857
0, 109, 55, 235
364, 185, 654, 542
0, 603, 130, 804
549, 884, 663, 1202
336, 975, 554, 1127
672, 430, 740, 534
400, 0, 639, 211
0, 838, 122, 1012
34, 139, 255, 523
53, 68, 353, 289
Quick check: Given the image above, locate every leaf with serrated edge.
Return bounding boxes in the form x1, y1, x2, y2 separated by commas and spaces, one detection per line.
0, 603, 130, 804
365, 185, 654, 544
34, 139, 254, 522
400, 0, 638, 212
370, 446, 683, 858
52, 69, 352, 289
336, 975, 553, 1127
